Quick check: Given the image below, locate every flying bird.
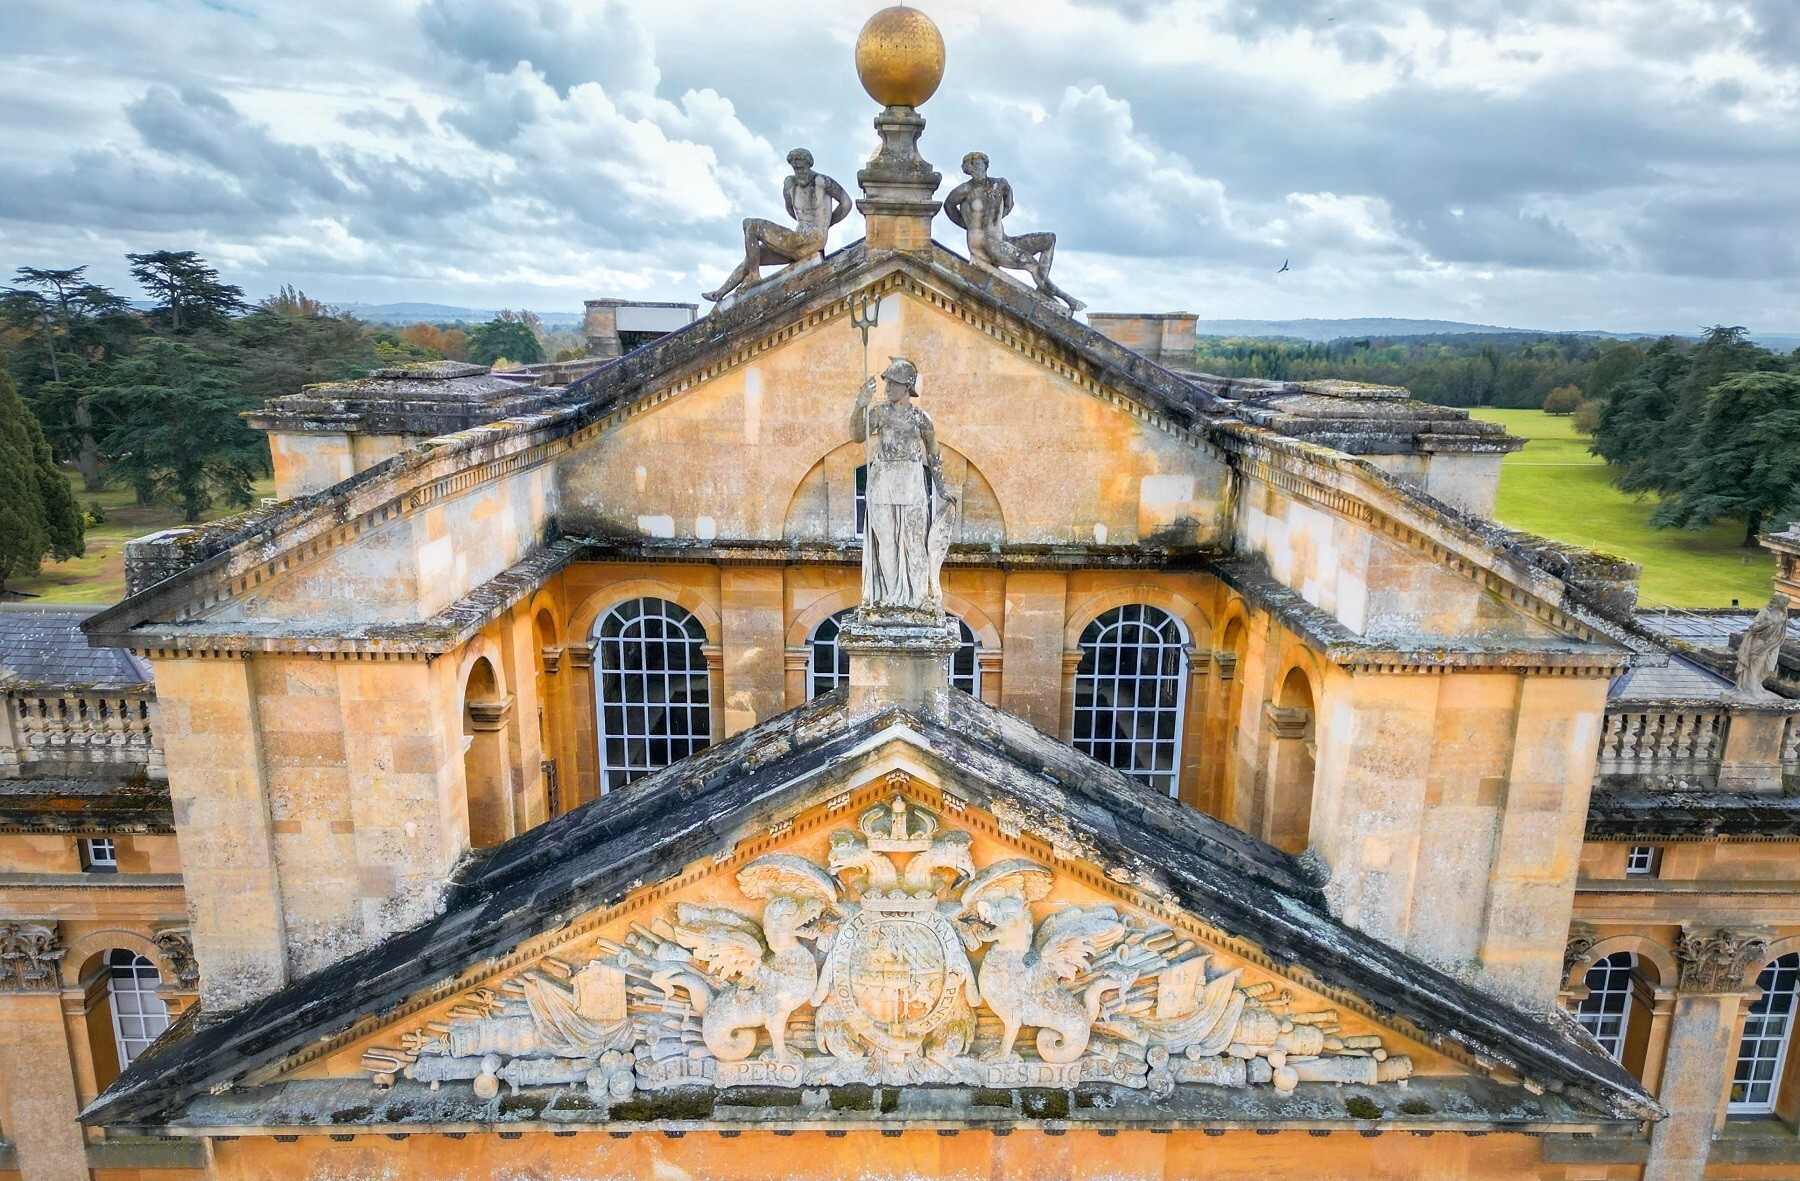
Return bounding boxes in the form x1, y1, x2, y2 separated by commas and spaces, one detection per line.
1276, 260, 1291, 274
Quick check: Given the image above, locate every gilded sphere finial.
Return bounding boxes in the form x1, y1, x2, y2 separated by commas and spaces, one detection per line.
855, 7, 945, 109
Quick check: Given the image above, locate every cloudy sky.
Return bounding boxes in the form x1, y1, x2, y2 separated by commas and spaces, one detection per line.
3, 0, 1798, 331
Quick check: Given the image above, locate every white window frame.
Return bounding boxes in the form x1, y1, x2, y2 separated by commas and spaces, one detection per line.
81, 837, 118, 873
808, 609, 854, 700
853, 464, 867, 538
593, 597, 712, 794
1625, 845, 1659, 876
107, 950, 169, 1068
807, 610, 981, 701
1071, 604, 1190, 797
1731, 953, 1800, 1115
1573, 951, 1635, 1061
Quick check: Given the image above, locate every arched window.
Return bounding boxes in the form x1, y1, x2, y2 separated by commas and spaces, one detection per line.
1073, 604, 1189, 796
854, 465, 868, 538
1574, 952, 1636, 1061
594, 598, 711, 793
809, 609, 854, 699
107, 950, 169, 1069
1732, 953, 1800, 1114
808, 610, 982, 700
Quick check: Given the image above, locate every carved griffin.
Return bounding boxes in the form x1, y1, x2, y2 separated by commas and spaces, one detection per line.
957, 859, 1132, 1063
629, 854, 838, 1062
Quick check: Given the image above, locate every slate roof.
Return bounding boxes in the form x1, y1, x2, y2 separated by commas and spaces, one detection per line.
86, 690, 1655, 1132
1634, 609, 1800, 652
0, 607, 151, 687
1608, 652, 1734, 703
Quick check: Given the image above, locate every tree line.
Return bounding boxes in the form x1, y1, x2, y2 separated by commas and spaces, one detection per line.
1586, 328, 1800, 546
0, 251, 570, 594
1192, 333, 1604, 409
1194, 328, 1800, 549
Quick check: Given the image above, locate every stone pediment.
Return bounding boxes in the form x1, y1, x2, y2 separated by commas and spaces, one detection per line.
87, 693, 1655, 1135
345, 787, 1416, 1105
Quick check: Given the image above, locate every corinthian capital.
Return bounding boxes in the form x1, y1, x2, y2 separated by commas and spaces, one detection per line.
1677, 926, 1772, 994
0, 922, 65, 992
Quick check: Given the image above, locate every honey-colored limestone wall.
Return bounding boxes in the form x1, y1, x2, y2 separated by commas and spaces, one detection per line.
206, 1126, 1547, 1180
1307, 665, 1608, 1007
556, 290, 1229, 549
268, 431, 412, 501
209, 456, 557, 628
0, 833, 179, 875
150, 644, 547, 1006
1235, 475, 1558, 642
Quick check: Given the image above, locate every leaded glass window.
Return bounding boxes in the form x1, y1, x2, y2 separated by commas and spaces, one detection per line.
594, 598, 711, 793
1072, 604, 1189, 796
1731, 953, 1800, 1114
1573, 951, 1635, 1061
108, 950, 169, 1068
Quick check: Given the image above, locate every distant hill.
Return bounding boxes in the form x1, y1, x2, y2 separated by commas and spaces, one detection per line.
1190, 317, 1624, 342
1191, 317, 1800, 351
333, 302, 585, 328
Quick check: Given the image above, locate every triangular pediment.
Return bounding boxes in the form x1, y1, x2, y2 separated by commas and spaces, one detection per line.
89, 693, 1653, 1135
554, 243, 1233, 552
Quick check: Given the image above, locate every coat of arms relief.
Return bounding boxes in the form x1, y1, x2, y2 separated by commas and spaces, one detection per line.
363, 798, 1412, 1103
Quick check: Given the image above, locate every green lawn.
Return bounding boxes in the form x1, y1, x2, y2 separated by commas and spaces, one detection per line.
1471, 408, 1774, 609
6, 475, 277, 606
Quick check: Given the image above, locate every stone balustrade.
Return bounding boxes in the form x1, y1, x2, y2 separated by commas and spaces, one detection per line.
0, 688, 162, 778
1596, 707, 1728, 785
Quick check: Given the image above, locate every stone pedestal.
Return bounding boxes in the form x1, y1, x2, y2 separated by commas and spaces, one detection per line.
1717, 707, 1790, 793
857, 106, 940, 253
840, 607, 958, 722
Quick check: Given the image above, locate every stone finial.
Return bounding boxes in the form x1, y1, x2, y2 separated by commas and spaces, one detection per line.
154, 927, 200, 989
0, 922, 65, 992
1676, 926, 1771, 994
943, 152, 1085, 313
1733, 592, 1791, 700
703, 148, 851, 306
853, 9, 945, 251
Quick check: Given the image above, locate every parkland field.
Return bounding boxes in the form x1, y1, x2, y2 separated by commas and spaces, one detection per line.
1471, 409, 1774, 610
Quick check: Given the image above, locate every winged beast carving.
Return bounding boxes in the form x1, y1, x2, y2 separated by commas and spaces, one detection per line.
363, 796, 1413, 1100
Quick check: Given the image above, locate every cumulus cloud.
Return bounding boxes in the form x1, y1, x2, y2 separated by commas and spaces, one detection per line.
0, 0, 1796, 330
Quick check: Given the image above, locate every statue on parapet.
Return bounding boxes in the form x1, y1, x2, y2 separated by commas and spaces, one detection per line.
703, 148, 851, 306
944, 152, 1085, 314
1734, 592, 1792, 699
851, 357, 958, 611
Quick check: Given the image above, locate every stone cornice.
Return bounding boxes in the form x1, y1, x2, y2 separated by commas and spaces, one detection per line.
1212, 558, 1636, 678
1212, 425, 1660, 659
104, 540, 582, 660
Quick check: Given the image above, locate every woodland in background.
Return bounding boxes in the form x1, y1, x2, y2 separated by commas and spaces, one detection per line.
1196, 329, 1800, 548
0, 253, 582, 588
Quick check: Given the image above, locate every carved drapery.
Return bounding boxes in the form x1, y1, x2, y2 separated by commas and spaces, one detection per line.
1676, 927, 1771, 994
364, 799, 1412, 1104
0, 922, 65, 992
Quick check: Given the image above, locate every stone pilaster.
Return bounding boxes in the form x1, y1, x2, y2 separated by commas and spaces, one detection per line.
1644, 927, 1773, 1181
0, 925, 85, 1181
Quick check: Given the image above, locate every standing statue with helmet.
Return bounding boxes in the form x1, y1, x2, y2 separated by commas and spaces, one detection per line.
851, 357, 958, 610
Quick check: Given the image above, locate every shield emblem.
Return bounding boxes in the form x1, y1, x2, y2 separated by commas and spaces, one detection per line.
847, 918, 946, 1026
